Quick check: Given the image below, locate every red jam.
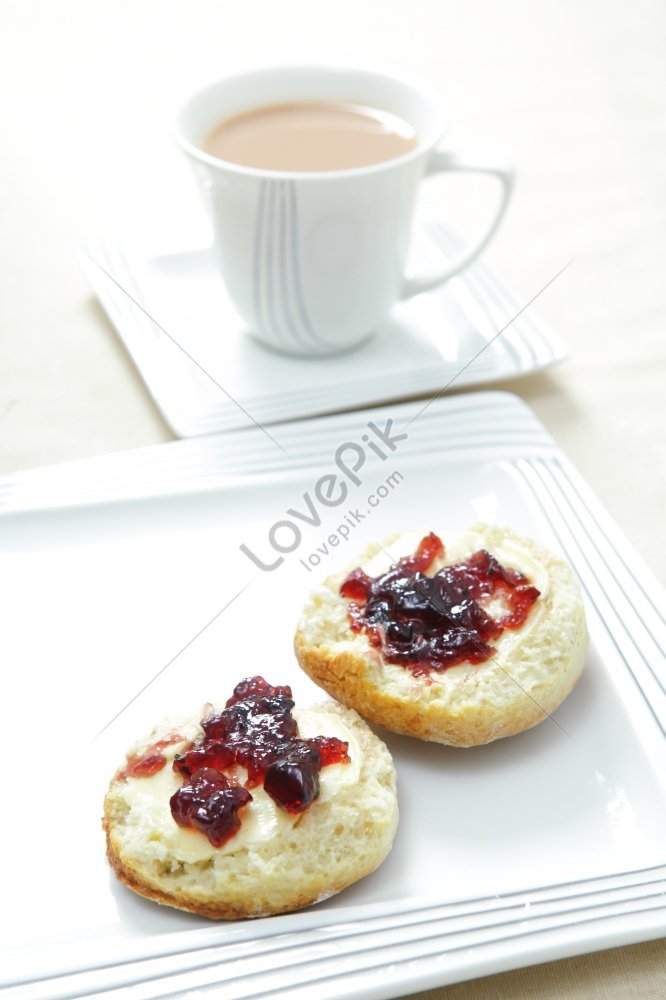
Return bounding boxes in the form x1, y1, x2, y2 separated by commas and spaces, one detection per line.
340, 532, 540, 677
169, 768, 252, 848
120, 734, 190, 779
121, 677, 350, 848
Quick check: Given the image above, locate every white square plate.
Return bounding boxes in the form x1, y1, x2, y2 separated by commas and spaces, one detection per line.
1, 391, 664, 999
80, 223, 566, 437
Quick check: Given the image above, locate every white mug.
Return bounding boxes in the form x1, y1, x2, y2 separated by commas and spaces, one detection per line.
176, 65, 513, 357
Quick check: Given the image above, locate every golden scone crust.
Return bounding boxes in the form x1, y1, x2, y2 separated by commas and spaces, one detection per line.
103, 701, 398, 919
294, 524, 588, 746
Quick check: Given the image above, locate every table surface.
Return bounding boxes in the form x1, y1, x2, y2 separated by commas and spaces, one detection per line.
1, 1, 664, 997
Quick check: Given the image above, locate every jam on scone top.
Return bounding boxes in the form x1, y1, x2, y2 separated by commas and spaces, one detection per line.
340, 532, 540, 677
119, 676, 350, 848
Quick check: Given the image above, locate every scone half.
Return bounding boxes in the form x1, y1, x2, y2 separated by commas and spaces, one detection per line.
294, 524, 588, 747
104, 695, 398, 919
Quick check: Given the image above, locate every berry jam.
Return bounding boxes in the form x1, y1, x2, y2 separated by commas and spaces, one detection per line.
120, 734, 190, 779
122, 677, 350, 848
170, 768, 252, 848
340, 532, 540, 677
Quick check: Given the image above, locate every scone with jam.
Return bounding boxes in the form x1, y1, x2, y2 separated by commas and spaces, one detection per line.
103, 676, 398, 919
295, 524, 588, 746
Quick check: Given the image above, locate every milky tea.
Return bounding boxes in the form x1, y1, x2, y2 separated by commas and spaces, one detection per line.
202, 100, 419, 172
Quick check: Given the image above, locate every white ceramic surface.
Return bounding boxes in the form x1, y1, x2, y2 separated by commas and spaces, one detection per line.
1, 392, 664, 999
80, 221, 566, 437
175, 65, 513, 355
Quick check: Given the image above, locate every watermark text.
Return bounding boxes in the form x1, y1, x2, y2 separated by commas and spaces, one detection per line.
240, 418, 407, 572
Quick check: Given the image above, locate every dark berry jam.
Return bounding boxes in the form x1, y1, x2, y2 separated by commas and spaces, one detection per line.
174, 677, 349, 804
170, 768, 252, 848
340, 532, 540, 677
120, 676, 350, 848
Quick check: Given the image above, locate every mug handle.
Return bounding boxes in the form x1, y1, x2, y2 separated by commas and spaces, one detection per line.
401, 151, 514, 299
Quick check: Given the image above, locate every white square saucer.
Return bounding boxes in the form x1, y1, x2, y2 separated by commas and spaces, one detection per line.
81, 221, 566, 437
